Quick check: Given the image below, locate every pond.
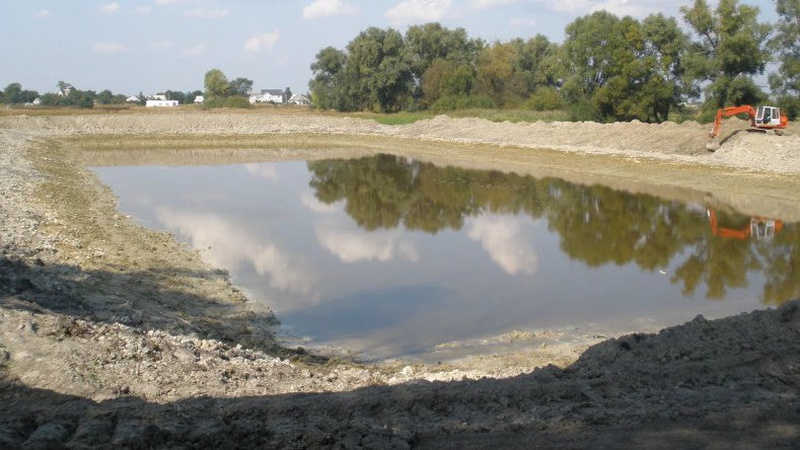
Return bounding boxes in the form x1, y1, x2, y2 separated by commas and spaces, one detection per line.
91, 153, 800, 362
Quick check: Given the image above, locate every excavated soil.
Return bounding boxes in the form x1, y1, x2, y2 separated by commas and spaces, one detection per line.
1, 110, 799, 448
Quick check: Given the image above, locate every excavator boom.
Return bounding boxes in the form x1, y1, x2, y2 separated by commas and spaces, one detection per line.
708, 106, 756, 139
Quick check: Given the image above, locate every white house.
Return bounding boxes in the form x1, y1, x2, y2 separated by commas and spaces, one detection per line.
289, 94, 310, 106
145, 93, 178, 107
125, 96, 140, 104
193, 95, 204, 104
249, 89, 285, 104
145, 99, 179, 107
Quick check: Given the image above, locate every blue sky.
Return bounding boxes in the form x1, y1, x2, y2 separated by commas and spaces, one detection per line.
0, 0, 778, 97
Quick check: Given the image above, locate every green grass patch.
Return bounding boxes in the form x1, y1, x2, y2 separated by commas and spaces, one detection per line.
347, 108, 570, 126
447, 108, 570, 123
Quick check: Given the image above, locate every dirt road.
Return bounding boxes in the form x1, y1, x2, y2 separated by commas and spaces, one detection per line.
1, 110, 799, 448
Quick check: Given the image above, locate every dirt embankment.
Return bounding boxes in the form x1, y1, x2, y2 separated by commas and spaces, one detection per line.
1, 111, 799, 448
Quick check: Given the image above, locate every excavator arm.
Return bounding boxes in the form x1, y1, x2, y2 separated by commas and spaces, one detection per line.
708, 105, 756, 139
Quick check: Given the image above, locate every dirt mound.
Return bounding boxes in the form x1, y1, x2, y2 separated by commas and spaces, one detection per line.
4, 112, 799, 173
2, 301, 799, 448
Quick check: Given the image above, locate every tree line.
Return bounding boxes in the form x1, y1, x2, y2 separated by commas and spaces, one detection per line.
1, 80, 204, 108
2, 68, 284, 110
308, 0, 800, 122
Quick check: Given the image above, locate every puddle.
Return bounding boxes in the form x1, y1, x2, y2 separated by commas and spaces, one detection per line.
91, 153, 800, 361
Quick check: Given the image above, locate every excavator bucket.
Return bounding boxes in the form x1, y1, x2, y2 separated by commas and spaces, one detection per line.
706, 139, 721, 152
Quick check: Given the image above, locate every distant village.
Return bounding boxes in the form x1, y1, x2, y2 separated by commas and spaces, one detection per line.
140, 89, 310, 108
8, 82, 310, 109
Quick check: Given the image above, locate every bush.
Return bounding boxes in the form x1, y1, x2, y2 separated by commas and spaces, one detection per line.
431, 94, 495, 113
525, 86, 563, 111
567, 99, 597, 122
777, 95, 800, 120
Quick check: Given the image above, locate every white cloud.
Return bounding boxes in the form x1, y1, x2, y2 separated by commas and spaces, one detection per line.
92, 42, 127, 53
101, 2, 121, 14
467, 215, 538, 276
590, 0, 649, 17
135, 6, 152, 15
509, 17, 537, 27
530, 0, 664, 16
184, 9, 229, 19
302, 0, 358, 20
156, 208, 315, 295
468, 0, 519, 10
244, 29, 281, 54
244, 163, 279, 181
156, 0, 189, 5
184, 43, 207, 57
36, 9, 52, 18
531, 0, 593, 14
384, 0, 451, 25
301, 191, 339, 215
150, 41, 173, 51
317, 226, 418, 263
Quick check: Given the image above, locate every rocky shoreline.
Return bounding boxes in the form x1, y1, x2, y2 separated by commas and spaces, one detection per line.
1, 111, 799, 448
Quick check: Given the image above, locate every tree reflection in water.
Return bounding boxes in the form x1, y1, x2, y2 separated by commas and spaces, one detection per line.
308, 154, 799, 305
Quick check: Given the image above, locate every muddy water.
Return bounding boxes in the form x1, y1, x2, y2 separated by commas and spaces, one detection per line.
92, 154, 800, 361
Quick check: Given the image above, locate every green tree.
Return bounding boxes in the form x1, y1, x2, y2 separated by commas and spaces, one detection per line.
185, 90, 203, 104
204, 68, 229, 99
38, 93, 59, 106
404, 23, 477, 78
96, 89, 116, 105
95, 90, 127, 105
309, 46, 348, 110
769, 0, 800, 119
561, 11, 626, 120
18, 89, 38, 104
421, 59, 475, 106
562, 12, 688, 122
228, 77, 253, 97
67, 89, 96, 108
343, 27, 413, 112
163, 90, 186, 104
638, 14, 690, 121
3, 83, 22, 104
510, 36, 560, 90
681, 0, 771, 108
475, 42, 524, 107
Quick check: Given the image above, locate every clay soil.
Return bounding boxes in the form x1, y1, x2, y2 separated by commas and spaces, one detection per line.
1, 109, 800, 449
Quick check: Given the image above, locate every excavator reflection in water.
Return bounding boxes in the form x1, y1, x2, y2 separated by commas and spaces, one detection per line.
707, 209, 783, 240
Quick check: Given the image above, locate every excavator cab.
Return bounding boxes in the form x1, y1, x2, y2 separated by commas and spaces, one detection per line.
754, 106, 782, 128
750, 218, 780, 240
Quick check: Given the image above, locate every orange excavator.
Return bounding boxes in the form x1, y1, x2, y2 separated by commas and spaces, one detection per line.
707, 209, 783, 240
706, 105, 788, 151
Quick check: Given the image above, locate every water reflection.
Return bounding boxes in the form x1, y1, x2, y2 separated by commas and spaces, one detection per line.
307, 154, 799, 305
467, 215, 539, 275
92, 154, 800, 360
